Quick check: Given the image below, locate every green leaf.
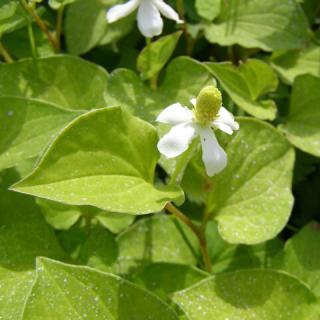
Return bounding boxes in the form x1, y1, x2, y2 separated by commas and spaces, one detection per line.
37, 198, 82, 230
272, 221, 320, 297
301, 0, 320, 24
105, 57, 215, 122
0, 55, 108, 110
179, 154, 208, 204
49, 0, 78, 9
0, 169, 65, 319
0, 0, 18, 20
173, 269, 316, 320
280, 74, 320, 157
0, 97, 80, 171
65, 0, 111, 54
137, 32, 182, 80
78, 226, 118, 272
158, 57, 216, 108
131, 263, 208, 301
12, 107, 183, 214
116, 214, 199, 274
2, 24, 54, 58
23, 257, 179, 319
0, 1, 27, 35
15, 157, 38, 178
210, 118, 294, 244
104, 68, 157, 122
271, 47, 320, 83
98, 14, 135, 46
205, 0, 309, 51
195, 0, 220, 21
206, 60, 278, 120
96, 212, 135, 233
38, 198, 134, 232
182, 118, 294, 244
57, 223, 87, 257
206, 221, 283, 274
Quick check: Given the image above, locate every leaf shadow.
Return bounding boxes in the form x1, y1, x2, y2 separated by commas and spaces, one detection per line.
0, 100, 26, 164
0, 168, 66, 272
214, 269, 276, 309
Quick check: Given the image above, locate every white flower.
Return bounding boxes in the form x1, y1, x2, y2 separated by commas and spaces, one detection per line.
156, 87, 239, 177
106, 0, 183, 38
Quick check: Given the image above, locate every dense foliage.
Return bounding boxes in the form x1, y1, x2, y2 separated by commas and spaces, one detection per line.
0, 0, 320, 319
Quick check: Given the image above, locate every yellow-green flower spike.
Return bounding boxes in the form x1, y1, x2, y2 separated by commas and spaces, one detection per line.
194, 86, 222, 125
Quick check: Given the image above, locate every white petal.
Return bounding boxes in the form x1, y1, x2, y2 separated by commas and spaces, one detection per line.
197, 126, 227, 176
212, 121, 233, 135
216, 107, 239, 131
157, 123, 196, 158
156, 103, 193, 125
106, 0, 140, 23
154, 0, 183, 23
137, 0, 163, 37
190, 98, 196, 107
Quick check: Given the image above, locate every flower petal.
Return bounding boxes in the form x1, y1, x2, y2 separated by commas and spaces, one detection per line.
197, 126, 227, 176
190, 98, 196, 107
106, 0, 140, 23
154, 0, 183, 23
156, 103, 193, 125
137, 0, 163, 37
157, 123, 196, 158
216, 107, 240, 131
212, 121, 233, 135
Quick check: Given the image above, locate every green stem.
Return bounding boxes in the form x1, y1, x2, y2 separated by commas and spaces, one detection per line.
55, 6, 64, 52
145, 37, 158, 90
198, 229, 212, 273
228, 45, 239, 65
27, 19, 38, 58
0, 42, 14, 63
176, 0, 194, 56
165, 202, 212, 272
286, 224, 299, 233
166, 202, 199, 235
19, 0, 59, 52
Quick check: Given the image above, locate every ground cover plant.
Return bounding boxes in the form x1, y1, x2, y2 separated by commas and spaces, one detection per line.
0, 0, 320, 319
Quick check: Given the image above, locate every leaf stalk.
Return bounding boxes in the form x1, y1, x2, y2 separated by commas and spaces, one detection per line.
19, 0, 59, 53
165, 202, 212, 272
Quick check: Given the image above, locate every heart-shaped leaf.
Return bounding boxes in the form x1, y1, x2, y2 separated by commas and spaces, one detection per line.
206, 60, 278, 120
0, 170, 66, 320
195, 0, 221, 21
137, 32, 182, 80
205, 0, 309, 51
205, 221, 283, 274
116, 214, 199, 274
0, 97, 80, 171
0, 55, 108, 109
280, 74, 320, 157
131, 263, 208, 301
173, 269, 316, 320
22, 257, 179, 320
272, 221, 320, 297
65, 0, 108, 54
12, 107, 183, 214
105, 57, 215, 122
182, 118, 295, 244
0, 0, 27, 35
271, 46, 320, 83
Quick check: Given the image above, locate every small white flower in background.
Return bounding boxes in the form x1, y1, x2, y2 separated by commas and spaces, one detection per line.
156, 86, 239, 176
106, 0, 183, 38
